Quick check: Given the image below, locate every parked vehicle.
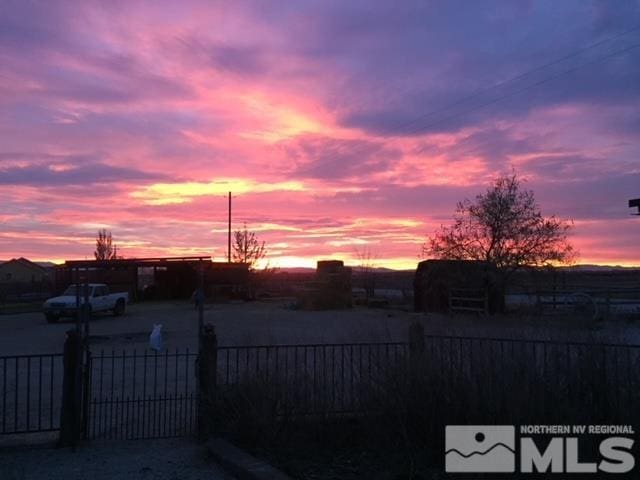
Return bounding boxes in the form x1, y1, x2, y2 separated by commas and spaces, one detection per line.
43, 283, 128, 323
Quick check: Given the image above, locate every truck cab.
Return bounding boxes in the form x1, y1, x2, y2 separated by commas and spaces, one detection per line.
43, 283, 128, 323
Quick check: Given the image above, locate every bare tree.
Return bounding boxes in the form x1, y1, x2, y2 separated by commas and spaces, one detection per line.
423, 174, 575, 277
94, 229, 119, 260
232, 224, 266, 270
355, 247, 377, 300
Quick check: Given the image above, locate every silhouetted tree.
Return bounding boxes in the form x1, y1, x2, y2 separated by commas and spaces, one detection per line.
232, 224, 266, 270
423, 174, 575, 277
94, 229, 119, 260
355, 247, 377, 300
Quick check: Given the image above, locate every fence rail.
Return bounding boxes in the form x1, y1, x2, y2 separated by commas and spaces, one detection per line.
508, 287, 640, 319
449, 288, 488, 314
0, 353, 64, 435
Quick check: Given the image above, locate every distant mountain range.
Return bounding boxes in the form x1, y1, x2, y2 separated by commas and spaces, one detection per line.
558, 264, 640, 272
0, 260, 637, 272
275, 264, 639, 274
276, 266, 411, 274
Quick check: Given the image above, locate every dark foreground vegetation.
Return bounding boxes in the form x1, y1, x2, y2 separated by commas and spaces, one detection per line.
209, 327, 640, 479
241, 419, 436, 480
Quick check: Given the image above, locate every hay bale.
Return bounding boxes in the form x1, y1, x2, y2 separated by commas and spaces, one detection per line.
297, 260, 353, 309
414, 259, 504, 314
316, 260, 345, 274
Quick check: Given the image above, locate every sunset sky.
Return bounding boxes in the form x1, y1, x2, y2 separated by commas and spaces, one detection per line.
1, 1, 639, 269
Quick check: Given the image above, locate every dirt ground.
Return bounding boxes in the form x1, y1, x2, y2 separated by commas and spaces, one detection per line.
1, 300, 639, 356
0, 300, 416, 355
0, 438, 234, 480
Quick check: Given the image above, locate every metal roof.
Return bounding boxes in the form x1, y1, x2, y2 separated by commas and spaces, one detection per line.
60, 256, 212, 268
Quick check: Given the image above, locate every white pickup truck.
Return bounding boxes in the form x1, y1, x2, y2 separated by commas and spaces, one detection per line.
43, 284, 128, 323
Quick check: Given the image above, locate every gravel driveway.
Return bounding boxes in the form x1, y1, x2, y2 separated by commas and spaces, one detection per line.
0, 438, 235, 480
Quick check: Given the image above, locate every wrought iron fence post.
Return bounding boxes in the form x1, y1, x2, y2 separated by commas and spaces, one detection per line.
58, 329, 82, 447
409, 322, 426, 368
81, 349, 91, 439
198, 324, 217, 441
408, 322, 426, 430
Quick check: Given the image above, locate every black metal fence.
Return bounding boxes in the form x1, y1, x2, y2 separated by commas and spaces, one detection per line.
85, 349, 198, 440
4, 333, 640, 445
420, 335, 640, 433
0, 353, 64, 435
215, 342, 408, 422
212, 334, 640, 445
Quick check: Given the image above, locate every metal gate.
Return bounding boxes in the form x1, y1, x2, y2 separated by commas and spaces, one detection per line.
84, 349, 198, 440
0, 353, 64, 436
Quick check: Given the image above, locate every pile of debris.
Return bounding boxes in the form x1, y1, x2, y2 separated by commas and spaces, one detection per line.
298, 260, 352, 310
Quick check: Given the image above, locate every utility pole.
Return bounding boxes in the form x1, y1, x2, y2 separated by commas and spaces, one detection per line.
198, 260, 204, 346
228, 191, 232, 262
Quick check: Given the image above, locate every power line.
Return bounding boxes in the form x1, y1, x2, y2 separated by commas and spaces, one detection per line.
410, 41, 640, 153
386, 24, 640, 137
292, 26, 640, 172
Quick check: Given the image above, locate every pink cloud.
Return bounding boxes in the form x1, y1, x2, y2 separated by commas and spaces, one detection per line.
1, 1, 639, 268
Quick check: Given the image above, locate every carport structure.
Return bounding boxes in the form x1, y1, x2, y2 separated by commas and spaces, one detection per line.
55, 256, 212, 301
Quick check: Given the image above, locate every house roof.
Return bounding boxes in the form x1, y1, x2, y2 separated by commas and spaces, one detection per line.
0, 257, 47, 273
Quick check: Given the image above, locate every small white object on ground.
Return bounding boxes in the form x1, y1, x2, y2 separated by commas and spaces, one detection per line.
149, 324, 163, 351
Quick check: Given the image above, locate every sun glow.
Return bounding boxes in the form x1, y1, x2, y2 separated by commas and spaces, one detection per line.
131, 178, 307, 205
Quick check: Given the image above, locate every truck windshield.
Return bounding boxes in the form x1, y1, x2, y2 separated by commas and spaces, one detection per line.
62, 285, 92, 297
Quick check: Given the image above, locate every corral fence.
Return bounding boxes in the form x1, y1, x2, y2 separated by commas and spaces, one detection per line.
3, 326, 640, 448
532, 287, 640, 320
508, 268, 640, 320
448, 287, 489, 315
